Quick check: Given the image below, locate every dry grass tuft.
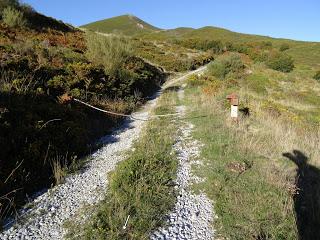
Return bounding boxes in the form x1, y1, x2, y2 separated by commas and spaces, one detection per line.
50, 155, 68, 185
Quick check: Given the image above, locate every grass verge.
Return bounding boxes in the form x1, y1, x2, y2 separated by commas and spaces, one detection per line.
66, 89, 179, 239
182, 85, 297, 240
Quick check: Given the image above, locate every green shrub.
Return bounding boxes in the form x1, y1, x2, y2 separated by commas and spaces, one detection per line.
47, 75, 68, 96
261, 41, 273, 48
266, 52, 294, 72
313, 71, 320, 81
247, 48, 269, 62
208, 60, 228, 79
0, 0, 19, 14
230, 43, 250, 54
2, 6, 26, 28
228, 54, 245, 72
85, 32, 133, 76
207, 53, 245, 79
179, 38, 224, 54
279, 43, 290, 52
204, 40, 224, 54
13, 40, 35, 56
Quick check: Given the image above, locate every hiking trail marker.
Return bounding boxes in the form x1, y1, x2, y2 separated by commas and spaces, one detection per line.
226, 93, 239, 120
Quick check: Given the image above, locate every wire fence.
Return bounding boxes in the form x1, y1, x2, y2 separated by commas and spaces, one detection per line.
74, 98, 180, 121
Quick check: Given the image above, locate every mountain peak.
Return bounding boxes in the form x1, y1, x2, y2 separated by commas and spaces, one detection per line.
81, 14, 160, 35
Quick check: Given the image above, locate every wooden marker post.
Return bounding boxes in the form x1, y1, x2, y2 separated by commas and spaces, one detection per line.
226, 93, 239, 121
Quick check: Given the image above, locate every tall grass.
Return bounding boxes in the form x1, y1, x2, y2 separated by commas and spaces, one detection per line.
85, 32, 133, 76
0, 70, 36, 93
239, 106, 320, 166
2, 6, 27, 28
50, 155, 68, 185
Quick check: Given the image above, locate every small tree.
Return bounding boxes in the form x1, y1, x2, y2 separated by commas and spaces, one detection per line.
2, 6, 26, 28
313, 71, 320, 81
266, 52, 294, 73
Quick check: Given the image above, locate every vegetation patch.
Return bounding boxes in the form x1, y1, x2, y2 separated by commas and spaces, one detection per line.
184, 52, 320, 239
266, 52, 295, 73
279, 43, 290, 52
183, 86, 297, 240
134, 39, 214, 72
243, 73, 269, 94
207, 53, 245, 80
313, 70, 320, 81
2, 6, 26, 28
85, 32, 132, 76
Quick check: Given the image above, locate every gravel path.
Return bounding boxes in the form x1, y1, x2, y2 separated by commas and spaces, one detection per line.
0, 67, 209, 240
0, 95, 159, 240
150, 88, 215, 240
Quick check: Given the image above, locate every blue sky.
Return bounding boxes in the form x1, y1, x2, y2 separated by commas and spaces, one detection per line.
22, 0, 319, 42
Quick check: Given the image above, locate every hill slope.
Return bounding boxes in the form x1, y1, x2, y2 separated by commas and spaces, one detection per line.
81, 14, 161, 35
83, 15, 320, 67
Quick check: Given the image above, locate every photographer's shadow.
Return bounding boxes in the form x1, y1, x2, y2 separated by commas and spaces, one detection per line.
283, 150, 320, 240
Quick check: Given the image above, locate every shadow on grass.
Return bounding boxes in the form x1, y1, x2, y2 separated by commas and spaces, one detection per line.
0, 91, 130, 228
282, 150, 320, 240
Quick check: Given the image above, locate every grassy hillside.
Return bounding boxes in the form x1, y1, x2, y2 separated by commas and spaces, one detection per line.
81, 14, 160, 35
83, 15, 320, 69
147, 26, 320, 68
182, 49, 320, 239
133, 38, 214, 72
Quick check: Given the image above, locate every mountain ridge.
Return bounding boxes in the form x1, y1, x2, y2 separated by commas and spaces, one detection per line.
81, 14, 320, 44
81, 14, 320, 67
